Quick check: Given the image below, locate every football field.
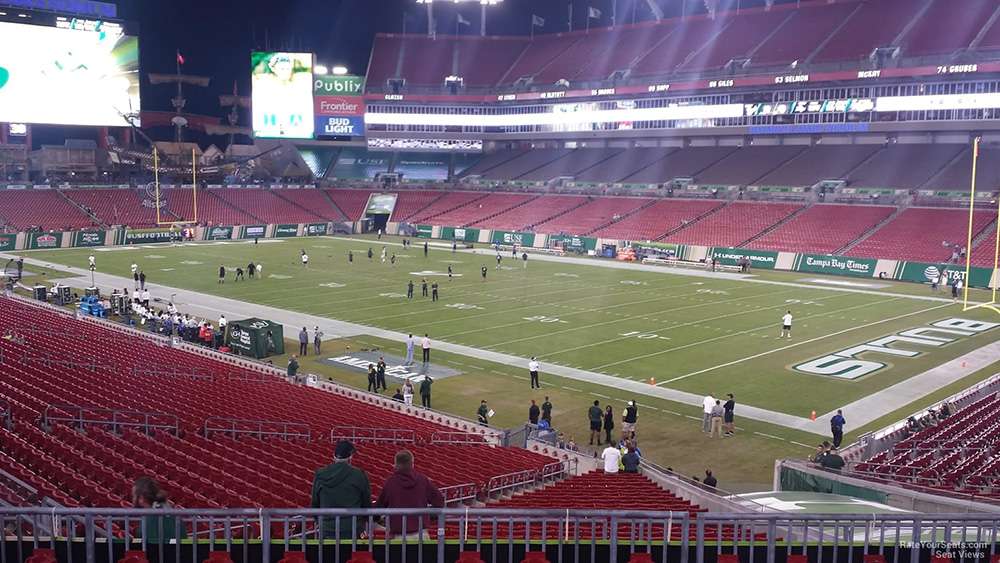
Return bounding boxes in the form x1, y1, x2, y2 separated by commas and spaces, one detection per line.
18, 234, 1000, 426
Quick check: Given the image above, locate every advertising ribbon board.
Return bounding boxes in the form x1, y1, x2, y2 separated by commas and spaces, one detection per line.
491, 230, 536, 247
74, 230, 105, 247
0, 234, 16, 251
441, 227, 481, 243
125, 229, 178, 245
305, 223, 328, 236
549, 235, 597, 253
794, 254, 877, 278
275, 224, 299, 237
28, 232, 63, 249
709, 247, 778, 270
897, 262, 995, 289
415, 225, 433, 239
205, 226, 234, 240
241, 225, 267, 239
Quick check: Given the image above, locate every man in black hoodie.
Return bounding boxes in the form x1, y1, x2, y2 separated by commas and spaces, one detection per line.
311, 440, 372, 539
375, 449, 444, 537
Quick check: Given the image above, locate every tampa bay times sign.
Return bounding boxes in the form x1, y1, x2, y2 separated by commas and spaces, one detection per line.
794, 318, 999, 380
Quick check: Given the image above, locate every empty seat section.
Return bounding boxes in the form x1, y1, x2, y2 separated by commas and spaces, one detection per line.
923, 147, 1000, 192
979, 11, 1000, 50
366, 36, 405, 87
848, 208, 995, 262
325, 190, 374, 221
632, 17, 721, 76
681, 9, 791, 70
811, 0, 921, 63
456, 37, 529, 86
665, 202, 802, 247
65, 189, 161, 228
503, 35, 578, 82
408, 192, 486, 224
575, 148, 676, 183
848, 145, 964, 190
535, 32, 623, 83
0, 190, 94, 231
535, 197, 652, 235
593, 199, 724, 241
482, 150, 572, 180
164, 189, 258, 225
755, 145, 879, 187
575, 24, 674, 81
750, 2, 857, 66
971, 225, 999, 267
695, 146, 807, 186
621, 147, 736, 184
748, 205, 895, 253
519, 149, 622, 181
459, 151, 528, 178
276, 189, 346, 221
429, 193, 536, 227
213, 190, 322, 224
391, 191, 444, 222
399, 37, 456, 86
475, 195, 586, 231
901, 0, 996, 57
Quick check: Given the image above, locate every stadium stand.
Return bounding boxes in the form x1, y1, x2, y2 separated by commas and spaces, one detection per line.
501, 35, 578, 85
665, 202, 803, 247
747, 204, 896, 254
534, 197, 652, 236
748, 2, 858, 67
922, 146, 1000, 192
517, 149, 623, 182
679, 9, 793, 71
273, 189, 347, 221
325, 189, 374, 221
406, 192, 488, 224
479, 150, 573, 181
471, 195, 588, 231
847, 207, 996, 263
591, 199, 724, 241
424, 193, 537, 227
391, 190, 446, 222
211, 189, 324, 224
64, 189, 162, 228
0, 190, 94, 231
694, 146, 807, 186
397, 37, 458, 87
458, 151, 527, 179
153, 189, 258, 226
809, 0, 919, 63
754, 145, 880, 187
970, 225, 1000, 268
455, 37, 529, 87
574, 148, 678, 183
847, 144, 965, 190
897, 0, 998, 58
619, 147, 736, 184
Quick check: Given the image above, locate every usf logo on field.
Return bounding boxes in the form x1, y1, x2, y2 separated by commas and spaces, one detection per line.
794, 318, 999, 380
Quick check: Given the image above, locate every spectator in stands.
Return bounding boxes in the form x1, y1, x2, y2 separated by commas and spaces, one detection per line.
819, 448, 845, 471
392, 388, 404, 402
132, 477, 186, 543
709, 400, 724, 438
588, 400, 603, 446
141, 288, 150, 309
830, 410, 846, 448
287, 355, 299, 383
375, 450, 444, 538
541, 396, 553, 424
298, 327, 308, 356
723, 394, 736, 437
313, 326, 323, 355
702, 470, 718, 489
312, 440, 372, 539
622, 445, 641, 473
529, 399, 540, 425
811, 442, 830, 463
702, 394, 716, 433
601, 442, 621, 474
419, 375, 433, 408
602, 405, 614, 445
477, 400, 491, 426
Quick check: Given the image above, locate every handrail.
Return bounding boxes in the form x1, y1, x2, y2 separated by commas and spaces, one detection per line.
439, 482, 478, 505
204, 417, 312, 441
485, 468, 540, 496
540, 458, 576, 480
131, 364, 214, 381
329, 426, 416, 444
430, 431, 489, 445
42, 404, 179, 435
17, 351, 113, 372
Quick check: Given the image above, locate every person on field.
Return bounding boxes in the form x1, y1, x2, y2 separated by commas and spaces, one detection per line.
830, 410, 846, 448
367, 364, 378, 393
247, 262, 256, 279
602, 405, 615, 445
481, 265, 488, 281
622, 400, 638, 441
528, 356, 540, 389
419, 375, 433, 408
299, 327, 308, 356
780, 310, 792, 338
702, 394, 715, 433
710, 400, 724, 438
588, 400, 603, 446
312, 440, 372, 539
301, 251, 309, 267
421, 334, 431, 363
405, 333, 415, 364
541, 396, 553, 424
313, 326, 323, 355
376, 357, 388, 391
477, 400, 490, 426
407, 280, 414, 299
431, 281, 439, 302
723, 394, 736, 437
529, 400, 540, 425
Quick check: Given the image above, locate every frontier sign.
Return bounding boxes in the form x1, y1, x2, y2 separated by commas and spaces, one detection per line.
794, 318, 1000, 380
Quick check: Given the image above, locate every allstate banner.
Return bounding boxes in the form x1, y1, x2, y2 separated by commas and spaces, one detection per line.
896, 262, 995, 289
315, 115, 364, 137
0, 234, 16, 251
275, 224, 299, 237
710, 247, 778, 270
491, 230, 536, 247
73, 230, 105, 247
793, 254, 876, 277
205, 226, 234, 240
28, 232, 62, 249
241, 225, 267, 239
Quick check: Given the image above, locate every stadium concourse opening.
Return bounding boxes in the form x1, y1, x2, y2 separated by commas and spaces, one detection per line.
4, 0, 1000, 560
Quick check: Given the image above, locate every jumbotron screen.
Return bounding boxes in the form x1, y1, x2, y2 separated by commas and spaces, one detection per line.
251, 51, 315, 139
0, 20, 140, 127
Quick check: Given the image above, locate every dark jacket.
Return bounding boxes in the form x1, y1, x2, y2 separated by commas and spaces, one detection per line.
311, 462, 372, 538
141, 502, 188, 544
820, 454, 845, 471
528, 404, 540, 424
375, 469, 445, 535
622, 452, 640, 473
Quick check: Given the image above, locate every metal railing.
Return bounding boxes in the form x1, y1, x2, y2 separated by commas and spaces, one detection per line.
329, 426, 416, 445
430, 431, 489, 445
203, 418, 312, 441
0, 507, 998, 563
42, 405, 179, 435
131, 365, 214, 381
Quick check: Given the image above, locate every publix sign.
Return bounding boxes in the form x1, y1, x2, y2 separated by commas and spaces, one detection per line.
794, 318, 999, 380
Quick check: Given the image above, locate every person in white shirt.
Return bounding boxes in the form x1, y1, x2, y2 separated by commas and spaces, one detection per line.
130, 263, 138, 275
702, 394, 715, 433
780, 310, 793, 338
218, 315, 227, 329
131, 289, 139, 303
256, 263, 263, 277
601, 444, 622, 473
528, 357, 540, 389
380, 246, 387, 264
402, 380, 414, 406
301, 252, 309, 267
953, 278, 964, 302
88, 255, 96, 269
141, 289, 150, 308
421, 334, 431, 363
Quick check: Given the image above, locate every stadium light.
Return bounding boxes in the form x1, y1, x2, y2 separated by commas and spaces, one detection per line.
331, 65, 349, 76
314, 65, 328, 75
415, 0, 502, 36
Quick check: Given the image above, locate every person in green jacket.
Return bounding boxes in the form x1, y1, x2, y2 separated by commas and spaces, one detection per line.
311, 440, 372, 539
132, 476, 187, 544
419, 375, 433, 409
477, 400, 490, 426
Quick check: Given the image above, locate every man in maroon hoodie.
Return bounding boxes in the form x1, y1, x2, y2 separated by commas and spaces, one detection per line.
375, 449, 444, 537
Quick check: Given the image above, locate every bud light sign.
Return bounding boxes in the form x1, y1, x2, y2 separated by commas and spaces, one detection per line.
315, 116, 364, 137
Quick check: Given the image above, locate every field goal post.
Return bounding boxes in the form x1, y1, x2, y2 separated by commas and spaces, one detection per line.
962, 136, 1000, 314
154, 147, 199, 227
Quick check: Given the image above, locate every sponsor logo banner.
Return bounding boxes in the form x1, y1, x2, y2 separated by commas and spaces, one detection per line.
314, 96, 364, 116
897, 262, 994, 289
0, 233, 16, 251
242, 225, 266, 239
305, 223, 328, 236
795, 253, 876, 277
549, 234, 597, 252
205, 226, 233, 240
794, 318, 1000, 380
313, 75, 364, 95
441, 226, 479, 243
275, 224, 299, 237
28, 232, 63, 249
710, 247, 777, 269
75, 230, 105, 247
491, 230, 536, 247
125, 229, 178, 244
315, 115, 364, 137
416, 225, 433, 238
